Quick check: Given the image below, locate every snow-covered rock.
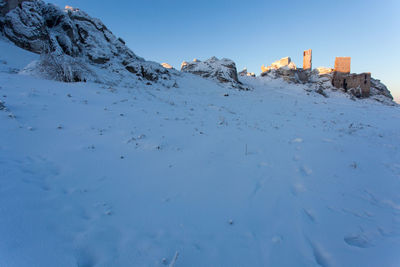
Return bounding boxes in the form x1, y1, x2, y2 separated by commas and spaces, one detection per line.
161, 62, 173, 69
260, 68, 309, 85
261, 57, 297, 73
238, 67, 255, 77
314, 67, 334, 75
370, 78, 393, 99
181, 57, 248, 90
0, 0, 175, 86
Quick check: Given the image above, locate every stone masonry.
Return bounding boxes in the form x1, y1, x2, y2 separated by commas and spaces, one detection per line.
303, 49, 312, 70
334, 57, 351, 73
332, 72, 371, 97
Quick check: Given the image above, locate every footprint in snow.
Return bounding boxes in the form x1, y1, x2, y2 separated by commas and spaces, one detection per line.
291, 183, 306, 196
303, 208, 316, 223
271, 235, 283, 244
310, 242, 333, 267
344, 233, 373, 248
299, 165, 313, 176
75, 248, 97, 267
291, 138, 303, 144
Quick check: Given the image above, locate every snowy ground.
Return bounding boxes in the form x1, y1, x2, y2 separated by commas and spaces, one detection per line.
1, 40, 400, 267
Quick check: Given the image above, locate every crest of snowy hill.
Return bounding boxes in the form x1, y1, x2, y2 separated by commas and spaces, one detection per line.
0, 0, 177, 86
181, 57, 249, 90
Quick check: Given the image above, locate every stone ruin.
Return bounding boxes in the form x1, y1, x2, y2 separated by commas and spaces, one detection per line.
259, 50, 377, 98
334, 57, 351, 73
332, 72, 371, 97
303, 49, 312, 70
331, 57, 371, 97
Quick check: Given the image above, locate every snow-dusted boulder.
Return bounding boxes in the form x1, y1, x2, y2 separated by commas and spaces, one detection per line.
370, 78, 393, 99
181, 57, 248, 90
261, 57, 296, 73
161, 63, 173, 69
0, 1, 175, 85
314, 67, 334, 75
238, 68, 255, 77
261, 62, 309, 84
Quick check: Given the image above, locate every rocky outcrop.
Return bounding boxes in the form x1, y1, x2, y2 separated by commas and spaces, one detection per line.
0, 0, 174, 85
260, 57, 304, 82
370, 78, 393, 99
181, 57, 248, 90
161, 63, 173, 69
314, 67, 334, 75
238, 68, 255, 77
261, 57, 297, 73
261, 67, 309, 84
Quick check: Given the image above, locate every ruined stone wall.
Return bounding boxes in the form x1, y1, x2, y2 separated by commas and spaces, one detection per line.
332, 72, 370, 97
334, 57, 351, 73
303, 49, 312, 70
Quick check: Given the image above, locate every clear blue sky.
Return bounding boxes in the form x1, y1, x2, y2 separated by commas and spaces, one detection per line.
49, 0, 400, 101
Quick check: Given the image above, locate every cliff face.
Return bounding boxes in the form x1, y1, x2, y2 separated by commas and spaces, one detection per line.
0, 0, 175, 85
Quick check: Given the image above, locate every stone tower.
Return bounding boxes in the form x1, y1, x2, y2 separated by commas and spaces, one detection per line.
303, 49, 312, 70
334, 57, 351, 73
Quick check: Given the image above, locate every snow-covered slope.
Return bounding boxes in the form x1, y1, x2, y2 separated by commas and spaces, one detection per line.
1, 37, 400, 267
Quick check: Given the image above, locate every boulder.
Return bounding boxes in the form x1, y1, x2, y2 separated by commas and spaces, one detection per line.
161, 63, 173, 69
370, 78, 393, 99
271, 57, 296, 70
261, 67, 309, 84
261, 57, 296, 74
314, 67, 334, 75
181, 57, 248, 90
238, 68, 255, 77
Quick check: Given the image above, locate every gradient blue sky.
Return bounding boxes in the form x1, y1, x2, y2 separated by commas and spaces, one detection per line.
49, 0, 400, 101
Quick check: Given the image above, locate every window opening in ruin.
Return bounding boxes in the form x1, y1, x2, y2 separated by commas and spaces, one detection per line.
343, 79, 347, 91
